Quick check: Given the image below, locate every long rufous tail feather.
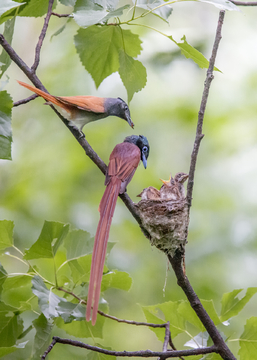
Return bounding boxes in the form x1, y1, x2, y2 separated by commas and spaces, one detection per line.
17, 80, 66, 109
86, 178, 121, 325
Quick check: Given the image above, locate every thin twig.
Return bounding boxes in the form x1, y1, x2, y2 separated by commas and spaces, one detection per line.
41, 338, 57, 360
186, 11, 225, 209
13, 94, 38, 107
169, 334, 185, 360
162, 321, 170, 352
51, 12, 71, 17
41, 337, 217, 360
58, 287, 165, 327
31, 0, 54, 72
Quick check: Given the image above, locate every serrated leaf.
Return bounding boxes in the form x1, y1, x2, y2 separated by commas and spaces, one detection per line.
220, 287, 257, 322
239, 317, 257, 359
119, 51, 146, 102
196, 0, 239, 11
56, 315, 105, 339
0, 264, 8, 296
0, 91, 12, 160
101, 270, 132, 292
32, 314, 53, 359
0, 220, 13, 250
59, 0, 76, 6
0, 18, 15, 79
0, 313, 23, 347
32, 276, 86, 323
74, 26, 143, 89
75, 25, 121, 88
0, 341, 27, 358
64, 229, 95, 260
171, 35, 220, 71
0, 0, 57, 24
24, 221, 69, 260
73, 0, 129, 28
178, 300, 220, 329
133, 0, 172, 23
2, 275, 33, 308
0, 0, 25, 17
0, 301, 17, 313
142, 301, 185, 340
185, 331, 209, 348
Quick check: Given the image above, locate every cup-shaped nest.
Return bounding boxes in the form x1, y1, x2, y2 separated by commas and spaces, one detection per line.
136, 194, 188, 256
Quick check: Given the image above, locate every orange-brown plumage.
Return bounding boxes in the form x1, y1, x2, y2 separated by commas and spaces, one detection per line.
86, 136, 149, 325
17, 80, 134, 130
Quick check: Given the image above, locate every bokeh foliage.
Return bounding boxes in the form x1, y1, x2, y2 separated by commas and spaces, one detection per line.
0, 0, 257, 359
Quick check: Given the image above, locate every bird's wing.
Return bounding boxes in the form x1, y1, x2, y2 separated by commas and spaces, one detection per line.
106, 142, 141, 186
56, 96, 105, 113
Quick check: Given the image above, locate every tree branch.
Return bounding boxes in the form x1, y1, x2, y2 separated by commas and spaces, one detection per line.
168, 251, 236, 360
186, 11, 225, 209
41, 337, 217, 360
13, 94, 38, 107
31, 0, 54, 72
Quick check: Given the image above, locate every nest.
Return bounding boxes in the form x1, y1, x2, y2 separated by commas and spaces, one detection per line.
136, 197, 188, 256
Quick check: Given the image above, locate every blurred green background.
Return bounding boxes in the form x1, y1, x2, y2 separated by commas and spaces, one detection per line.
1, 2, 257, 358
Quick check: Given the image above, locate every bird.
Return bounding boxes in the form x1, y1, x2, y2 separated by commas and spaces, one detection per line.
137, 186, 161, 200
160, 172, 188, 200
86, 135, 150, 325
17, 80, 134, 131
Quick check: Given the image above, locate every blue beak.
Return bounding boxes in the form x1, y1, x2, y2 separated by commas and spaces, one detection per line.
142, 153, 147, 169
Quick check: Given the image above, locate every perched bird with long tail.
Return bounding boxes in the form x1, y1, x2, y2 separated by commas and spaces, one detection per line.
17, 81, 134, 131
86, 135, 150, 325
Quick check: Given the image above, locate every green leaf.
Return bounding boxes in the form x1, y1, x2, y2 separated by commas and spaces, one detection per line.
196, 0, 239, 11
32, 314, 53, 360
0, 301, 17, 313
0, 0, 57, 24
133, 0, 173, 23
0, 264, 8, 296
0, 341, 28, 358
142, 301, 185, 340
0, 313, 23, 347
172, 35, 220, 71
75, 25, 121, 88
56, 315, 105, 339
59, 0, 76, 6
24, 221, 69, 260
239, 317, 257, 359
64, 229, 95, 260
73, 0, 129, 28
101, 270, 132, 292
119, 51, 146, 102
32, 276, 86, 323
0, 18, 15, 79
0, 91, 12, 160
0, 220, 13, 250
2, 275, 33, 308
74, 26, 143, 89
220, 287, 257, 322
178, 300, 220, 329
0, 0, 25, 17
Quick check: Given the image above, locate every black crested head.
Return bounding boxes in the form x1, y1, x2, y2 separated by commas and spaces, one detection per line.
124, 135, 150, 169
105, 97, 134, 128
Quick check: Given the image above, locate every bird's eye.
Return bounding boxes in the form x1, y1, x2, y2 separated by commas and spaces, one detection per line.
142, 146, 148, 153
